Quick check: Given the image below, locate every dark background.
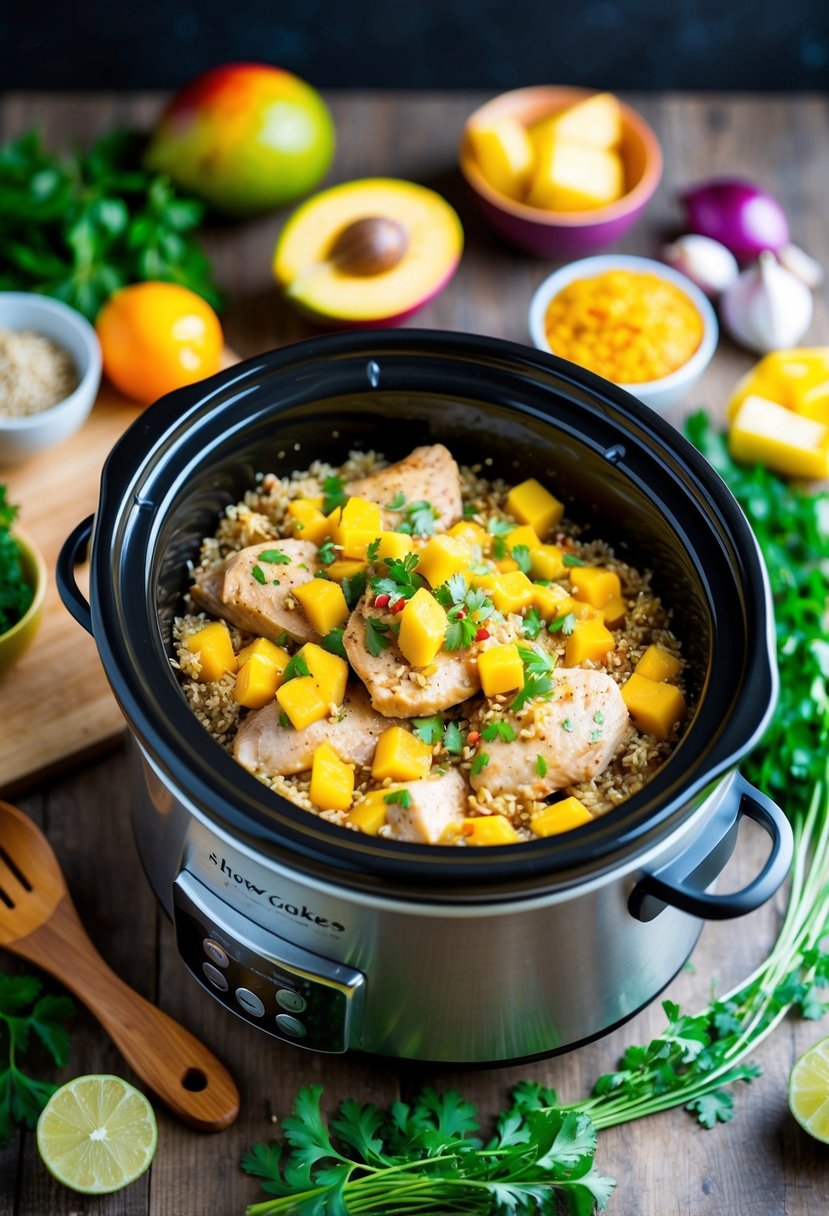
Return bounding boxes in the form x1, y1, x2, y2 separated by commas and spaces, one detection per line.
2, 0, 828, 90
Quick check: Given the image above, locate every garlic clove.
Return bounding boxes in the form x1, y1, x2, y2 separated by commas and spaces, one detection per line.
720, 251, 814, 355
661, 233, 739, 298
777, 243, 824, 290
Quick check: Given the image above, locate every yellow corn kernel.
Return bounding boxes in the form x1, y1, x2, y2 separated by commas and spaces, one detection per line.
505, 478, 564, 539
530, 796, 592, 837
477, 643, 525, 697
371, 726, 433, 782
330, 496, 383, 558
296, 642, 348, 705
292, 578, 350, 635
235, 637, 290, 676
532, 582, 573, 621
346, 789, 391, 836
622, 673, 686, 740
635, 644, 681, 682
375, 531, 417, 562
569, 565, 621, 608
530, 543, 565, 581
729, 395, 829, 480
490, 570, 535, 615
397, 588, 447, 667
564, 618, 615, 665
601, 594, 627, 628
233, 653, 282, 709
416, 535, 471, 589
185, 621, 238, 683
506, 524, 541, 551
447, 520, 490, 549
462, 815, 520, 846
286, 498, 330, 546
276, 676, 329, 730
309, 742, 354, 812
325, 558, 368, 583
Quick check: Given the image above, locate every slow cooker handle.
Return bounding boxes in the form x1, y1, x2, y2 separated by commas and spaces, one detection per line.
629, 772, 793, 922
56, 515, 95, 636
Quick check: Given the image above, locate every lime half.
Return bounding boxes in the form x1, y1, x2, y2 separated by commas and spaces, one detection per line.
36, 1075, 158, 1194
789, 1036, 829, 1143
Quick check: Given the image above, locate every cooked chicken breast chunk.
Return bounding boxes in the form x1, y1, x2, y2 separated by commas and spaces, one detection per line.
191, 539, 320, 644
384, 768, 467, 843
346, 443, 462, 532
470, 668, 630, 797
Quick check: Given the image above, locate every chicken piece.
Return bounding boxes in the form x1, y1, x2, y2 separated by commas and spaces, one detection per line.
384, 768, 468, 844
346, 444, 463, 532
233, 682, 402, 777
470, 667, 630, 797
191, 540, 320, 644
343, 597, 480, 717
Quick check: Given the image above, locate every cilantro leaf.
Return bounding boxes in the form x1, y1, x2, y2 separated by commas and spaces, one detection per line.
549, 611, 576, 635
384, 492, 406, 511
364, 617, 391, 656
444, 616, 477, 651
398, 500, 438, 537
470, 752, 489, 776
384, 789, 412, 807
522, 605, 544, 639
320, 627, 346, 659
482, 720, 517, 742
433, 573, 468, 607
443, 721, 465, 754
511, 544, 532, 574
317, 540, 336, 566
412, 715, 444, 745
517, 644, 555, 675
563, 553, 584, 567
370, 554, 421, 601
536, 754, 548, 777
342, 570, 367, 611
282, 653, 310, 681
258, 548, 291, 565
251, 564, 266, 585
0, 973, 75, 1146
511, 674, 554, 713
366, 537, 381, 561
322, 475, 348, 515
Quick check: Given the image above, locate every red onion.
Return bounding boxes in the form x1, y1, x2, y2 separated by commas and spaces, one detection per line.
680, 179, 790, 262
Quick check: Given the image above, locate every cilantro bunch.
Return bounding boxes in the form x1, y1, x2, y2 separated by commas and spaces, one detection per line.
0, 489, 34, 636
0, 973, 75, 1146
433, 573, 495, 650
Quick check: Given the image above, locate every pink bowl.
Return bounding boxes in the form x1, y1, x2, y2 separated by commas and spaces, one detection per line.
460, 86, 663, 259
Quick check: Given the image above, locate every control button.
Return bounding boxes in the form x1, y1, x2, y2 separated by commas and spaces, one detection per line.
235, 988, 265, 1018
202, 962, 229, 992
275, 1013, 307, 1038
203, 938, 230, 968
276, 988, 307, 1014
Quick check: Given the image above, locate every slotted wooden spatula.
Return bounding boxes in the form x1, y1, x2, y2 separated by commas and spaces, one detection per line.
0, 799, 239, 1131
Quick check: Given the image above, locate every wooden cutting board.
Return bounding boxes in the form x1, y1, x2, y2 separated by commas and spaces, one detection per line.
0, 352, 239, 795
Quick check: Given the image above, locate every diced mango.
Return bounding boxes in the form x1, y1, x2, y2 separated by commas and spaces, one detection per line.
375, 531, 417, 562
233, 653, 283, 709
293, 578, 350, 635
490, 570, 535, 615
470, 571, 497, 593
564, 617, 615, 665
372, 726, 433, 782
505, 478, 564, 539
569, 565, 621, 608
530, 796, 593, 837
467, 117, 534, 199
309, 742, 354, 812
529, 92, 622, 151
276, 676, 329, 730
570, 599, 604, 621
726, 348, 829, 421
330, 496, 383, 558
477, 643, 525, 697
185, 621, 238, 683
346, 789, 391, 836
621, 673, 686, 740
296, 642, 348, 705
286, 498, 330, 546
416, 535, 471, 589
325, 558, 368, 583
397, 588, 448, 668
235, 637, 290, 676
462, 815, 520, 846
527, 139, 624, 211
530, 544, 565, 581
533, 583, 574, 622
494, 556, 520, 574
601, 595, 627, 628
635, 644, 681, 683
506, 524, 542, 552
447, 520, 490, 550
729, 395, 829, 480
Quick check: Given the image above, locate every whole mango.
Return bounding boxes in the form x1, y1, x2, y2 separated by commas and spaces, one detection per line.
145, 63, 335, 216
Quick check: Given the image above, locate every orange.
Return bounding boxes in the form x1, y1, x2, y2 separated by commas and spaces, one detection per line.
96, 282, 223, 405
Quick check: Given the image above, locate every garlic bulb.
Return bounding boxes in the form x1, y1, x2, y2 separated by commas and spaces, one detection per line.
778, 242, 824, 289
720, 251, 813, 354
661, 234, 739, 297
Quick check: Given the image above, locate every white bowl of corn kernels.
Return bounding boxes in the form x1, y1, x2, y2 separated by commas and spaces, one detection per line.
528, 254, 718, 413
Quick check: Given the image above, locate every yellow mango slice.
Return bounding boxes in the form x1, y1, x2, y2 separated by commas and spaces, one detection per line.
184, 621, 238, 683
416, 535, 471, 589
462, 815, 520, 846
727, 348, 829, 421
235, 637, 290, 675
467, 118, 534, 199
635, 644, 681, 683
371, 726, 433, 782
447, 520, 490, 550
233, 652, 283, 709
490, 570, 535, 615
601, 595, 627, 628
729, 395, 829, 480
325, 558, 368, 582
293, 578, 350, 635
564, 617, 615, 665
276, 676, 329, 730
346, 789, 392, 836
295, 642, 348, 706
309, 742, 354, 812
505, 478, 564, 539
397, 588, 447, 667
569, 565, 621, 608
477, 643, 524, 697
622, 673, 686, 740
530, 544, 565, 581
529, 93, 622, 151
533, 583, 574, 622
375, 532, 417, 562
505, 524, 541, 552
330, 496, 383, 559
530, 796, 593, 837
527, 140, 624, 211
286, 498, 330, 546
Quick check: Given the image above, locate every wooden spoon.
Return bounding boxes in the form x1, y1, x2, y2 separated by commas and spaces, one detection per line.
0, 800, 239, 1131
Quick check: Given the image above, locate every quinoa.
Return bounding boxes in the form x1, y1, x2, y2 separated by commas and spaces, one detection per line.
0, 327, 79, 417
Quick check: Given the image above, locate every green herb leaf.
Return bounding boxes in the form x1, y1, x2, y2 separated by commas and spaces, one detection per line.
563, 553, 585, 567
517, 644, 555, 675
398, 500, 438, 537
366, 537, 381, 561
370, 554, 421, 601
536, 754, 548, 777
0, 488, 33, 634
320, 627, 346, 659
251, 564, 266, 585
412, 715, 444, 745
562, 718, 574, 732
482, 720, 517, 742
383, 789, 412, 808
511, 544, 532, 574
0, 973, 75, 1146
522, 605, 544, 639
470, 752, 489, 776
342, 571, 367, 611
384, 492, 406, 511
317, 540, 336, 566
364, 617, 391, 656
278, 711, 292, 728
322, 475, 348, 515
258, 548, 291, 565
282, 653, 310, 681
443, 721, 465, 754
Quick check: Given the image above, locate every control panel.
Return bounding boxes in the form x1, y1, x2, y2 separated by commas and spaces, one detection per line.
173, 871, 365, 1052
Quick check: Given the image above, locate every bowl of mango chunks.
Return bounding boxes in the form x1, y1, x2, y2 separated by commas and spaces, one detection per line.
459, 87, 662, 258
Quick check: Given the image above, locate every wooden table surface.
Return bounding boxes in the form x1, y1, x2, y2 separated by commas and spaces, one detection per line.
1, 90, 828, 1216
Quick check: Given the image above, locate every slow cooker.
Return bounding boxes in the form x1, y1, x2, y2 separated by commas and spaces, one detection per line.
57, 330, 792, 1065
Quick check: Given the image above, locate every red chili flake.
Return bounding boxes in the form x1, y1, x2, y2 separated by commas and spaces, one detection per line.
467, 730, 481, 746
374, 593, 390, 609
475, 628, 490, 642
456, 610, 466, 619
391, 597, 406, 613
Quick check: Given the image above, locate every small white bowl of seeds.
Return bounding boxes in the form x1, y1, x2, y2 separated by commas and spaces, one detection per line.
0, 293, 102, 465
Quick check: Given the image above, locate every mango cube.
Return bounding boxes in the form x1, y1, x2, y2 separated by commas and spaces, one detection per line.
621, 673, 686, 740
375, 531, 417, 562
372, 726, 433, 782
570, 599, 604, 621
325, 558, 368, 583
416, 535, 471, 589
447, 520, 490, 550
505, 478, 564, 538
530, 796, 593, 837
477, 643, 525, 697
235, 637, 290, 675
185, 621, 238, 683
467, 118, 534, 199
601, 595, 627, 628
293, 578, 350, 636
276, 676, 329, 730
569, 565, 622, 608
505, 524, 541, 552
490, 571, 535, 615
635, 644, 681, 683
309, 742, 354, 812
397, 588, 447, 668
462, 815, 520, 846
286, 498, 330, 546
533, 583, 574, 622
527, 140, 624, 211
233, 653, 284, 709
530, 544, 565, 581
346, 789, 391, 836
296, 642, 348, 705
529, 92, 622, 151
726, 348, 829, 422
494, 556, 519, 574
729, 395, 829, 480
330, 496, 383, 558
564, 617, 615, 665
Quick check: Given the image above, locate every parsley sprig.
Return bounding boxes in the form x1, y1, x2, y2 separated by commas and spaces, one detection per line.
0, 973, 75, 1146
412, 715, 467, 754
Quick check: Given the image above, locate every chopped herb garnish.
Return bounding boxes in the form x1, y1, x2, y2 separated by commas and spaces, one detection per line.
366, 537, 381, 561
590, 729, 603, 742
322, 475, 348, 515
271, 579, 280, 586
487, 517, 515, 538
317, 540, 336, 566
371, 553, 422, 601
442, 721, 465, 755
276, 631, 291, 646
298, 562, 309, 571
282, 653, 310, 681
482, 720, 517, 743
563, 554, 584, 567
511, 544, 532, 574
433, 573, 468, 608
437, 580, 495, 652
517, 644, 555, 676
521, 605, 544, 640
251, 564, 266, 585
412, 715, 445, 745
593, 710, 604, 724
398, 499, 439, 537
278, 711, 292, 729
364, 616, 391, 656
384, 789, 412, 807
462, 503, 478, 517
315, 570, 331, 580
562, 718, 574, 732
384, 491, 406, 511
342, 571, 367, 610
321, 627, 347, 659
549, 611, 576, 635
470, 752, 490, 776
258, 548, 291, 565
511, 645, 556, 712
536, 754, 548, 777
